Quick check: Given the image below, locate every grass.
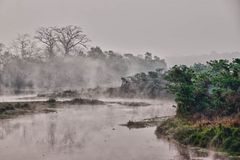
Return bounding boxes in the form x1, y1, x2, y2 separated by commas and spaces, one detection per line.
156, 117, 240, 156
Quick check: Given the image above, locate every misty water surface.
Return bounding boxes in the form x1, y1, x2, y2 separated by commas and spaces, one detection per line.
0, 98, 233, 160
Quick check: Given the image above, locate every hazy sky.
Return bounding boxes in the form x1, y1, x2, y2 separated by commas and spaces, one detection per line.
0, 0, 240, 57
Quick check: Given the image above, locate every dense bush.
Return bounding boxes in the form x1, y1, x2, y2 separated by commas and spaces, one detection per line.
119, 68, 167, 98
165, 59, 240, 117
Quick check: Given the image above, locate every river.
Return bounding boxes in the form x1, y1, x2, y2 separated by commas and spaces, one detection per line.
0, 96, 233, 160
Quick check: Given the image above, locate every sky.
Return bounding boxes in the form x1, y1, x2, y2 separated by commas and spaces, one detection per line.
0, 0, 240, 57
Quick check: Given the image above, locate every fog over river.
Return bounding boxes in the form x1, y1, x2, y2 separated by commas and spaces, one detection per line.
0, 96, 233, 160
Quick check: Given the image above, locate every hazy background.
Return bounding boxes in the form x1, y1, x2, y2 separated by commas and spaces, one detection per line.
0, 0, 240, 59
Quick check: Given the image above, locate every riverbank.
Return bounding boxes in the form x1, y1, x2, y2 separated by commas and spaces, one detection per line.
122, 115, 240, 158
0, 97, 154, 119
0, 98, 105, 119
155, 117, 240, 157
0, 101, 57, 119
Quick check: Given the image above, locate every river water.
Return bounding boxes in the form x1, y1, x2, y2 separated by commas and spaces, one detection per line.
0, 96, 234, 160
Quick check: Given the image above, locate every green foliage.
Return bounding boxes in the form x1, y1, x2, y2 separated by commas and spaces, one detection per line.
165, 59, 240, 117
120, 68, 167, 98
157, 118, 240, 155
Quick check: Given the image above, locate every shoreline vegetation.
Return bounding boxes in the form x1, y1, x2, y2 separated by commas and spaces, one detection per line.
0, 98, 105, 119
122, 116, 240, 158
160, 59, 240, 157
159, 58, 240, 157
0, 97, 152, 119
122, 58, 240, 157
156, 117, 240, 157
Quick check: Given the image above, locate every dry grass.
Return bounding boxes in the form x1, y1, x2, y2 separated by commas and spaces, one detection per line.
192, 115, 240, 128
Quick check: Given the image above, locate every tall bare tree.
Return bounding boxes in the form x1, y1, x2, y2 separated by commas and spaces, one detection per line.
0, 43, 15, 68
53, 25, 89, 56
12, 34, 36, 59
35, 27, 56, 59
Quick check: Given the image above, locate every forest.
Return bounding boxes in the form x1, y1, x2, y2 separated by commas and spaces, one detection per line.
0, 25, 166, 94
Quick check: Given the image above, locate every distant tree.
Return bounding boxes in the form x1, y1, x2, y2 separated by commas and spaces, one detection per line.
53, 25, 90, 56
12, 34, 37, 59
153, 56, 160, 61
35, 27, 56, 59
145, 52, 152, 61
106, 50, 123, 59
124, 53, 134, 59
73, 47, 86, 57
87, 46, 106, 59
0, 43, 14, 68
120, 69, 166, 98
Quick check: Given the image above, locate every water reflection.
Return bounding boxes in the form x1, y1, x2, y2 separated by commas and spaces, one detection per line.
47, 121, 56, 148
156, 134, 236, 160
0, 99, 236, 160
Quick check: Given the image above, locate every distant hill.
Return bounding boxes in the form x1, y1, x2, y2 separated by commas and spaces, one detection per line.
166, 52, 240, 67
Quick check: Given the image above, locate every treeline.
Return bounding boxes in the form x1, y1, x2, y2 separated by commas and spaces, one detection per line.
113, 58, 240, 109
118, 68, 167, 98
166, 59, 240, 118
0, 25, 167, 94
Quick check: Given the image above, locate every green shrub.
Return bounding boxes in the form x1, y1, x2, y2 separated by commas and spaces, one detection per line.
165, 59, 240, 117
157, 118, 240, 156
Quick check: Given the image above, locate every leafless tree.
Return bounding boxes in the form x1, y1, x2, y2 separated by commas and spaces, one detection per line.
12, 34, 36, 59
53, 25, 90, 56
0, 43, 5, 68
0, 43, 15, 68
35, 27, 56, 59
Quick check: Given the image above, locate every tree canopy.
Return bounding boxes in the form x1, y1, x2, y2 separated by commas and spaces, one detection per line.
165, 59, 240, 118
